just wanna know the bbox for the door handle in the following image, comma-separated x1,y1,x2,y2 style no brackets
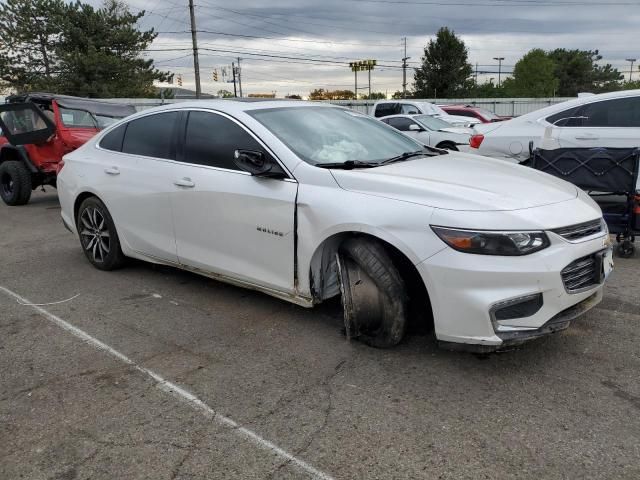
575,135,598,140
174,177,195,188
104,167,120,175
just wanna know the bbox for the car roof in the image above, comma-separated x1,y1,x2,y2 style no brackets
132,99,337,116
514,88,640,122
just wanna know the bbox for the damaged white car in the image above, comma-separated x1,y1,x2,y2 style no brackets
58,101,613,351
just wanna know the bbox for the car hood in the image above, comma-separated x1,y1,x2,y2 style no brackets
330,153,578,211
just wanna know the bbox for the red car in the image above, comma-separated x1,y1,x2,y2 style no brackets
440,105,510,124
0,93,135,205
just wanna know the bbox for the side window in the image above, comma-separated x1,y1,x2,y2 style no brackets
581,97,640,127
374,103,399,118
446,110,466,117
99,124,127,152
400,104,419,114
183,111,266,170
546,106,584,127
121,112,179,159
387,117,414,131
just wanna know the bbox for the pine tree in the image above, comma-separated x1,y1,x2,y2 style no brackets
413,27,473,98
0,0,66,91
55,0,168,97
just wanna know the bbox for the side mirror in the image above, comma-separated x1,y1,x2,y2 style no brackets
408,124,422,131
233,149,287,179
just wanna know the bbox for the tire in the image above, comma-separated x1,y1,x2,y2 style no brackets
337,237,408,348
436,142,458,151
0,160,32,206
76,197,126,270
617,240,635,258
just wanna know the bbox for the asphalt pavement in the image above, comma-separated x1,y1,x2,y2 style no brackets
1,190,639,479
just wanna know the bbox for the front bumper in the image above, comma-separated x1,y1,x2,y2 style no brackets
417,232,611,350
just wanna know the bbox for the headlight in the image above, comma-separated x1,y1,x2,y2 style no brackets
431,226,550,256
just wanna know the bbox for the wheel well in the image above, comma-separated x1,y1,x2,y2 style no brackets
436,141,456,150
73,192,98,226
0,147,22,164
309,232,434,332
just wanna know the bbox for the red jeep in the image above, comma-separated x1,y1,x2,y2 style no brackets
0,93,135,205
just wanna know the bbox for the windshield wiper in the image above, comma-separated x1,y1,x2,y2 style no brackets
379,150,428,165
315,160,378,170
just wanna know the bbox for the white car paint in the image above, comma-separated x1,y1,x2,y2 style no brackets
58,100,610,349
372,100,481,127
472,89,640,164
379,114,472,151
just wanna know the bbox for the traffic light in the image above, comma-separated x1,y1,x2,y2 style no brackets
177,74,183,87
213,69,218,82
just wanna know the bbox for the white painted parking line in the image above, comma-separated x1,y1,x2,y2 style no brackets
0,285,336,480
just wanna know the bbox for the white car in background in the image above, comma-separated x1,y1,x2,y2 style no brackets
58,101,612,352
380,114,472,151
471,89,640,163
373,100,481,127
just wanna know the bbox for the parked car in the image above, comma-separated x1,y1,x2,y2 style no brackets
372,100,481,127
58,101,612,352
379,114,472,151
440,104,510,123
470,89,640,164
0,93,136,206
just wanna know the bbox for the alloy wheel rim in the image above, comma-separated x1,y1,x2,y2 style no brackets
80,207,110,262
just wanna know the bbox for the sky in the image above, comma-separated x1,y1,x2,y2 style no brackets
115,0,640,97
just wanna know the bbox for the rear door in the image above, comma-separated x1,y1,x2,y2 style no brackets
551,97,640,148
0,102,55,145
93,111,181,263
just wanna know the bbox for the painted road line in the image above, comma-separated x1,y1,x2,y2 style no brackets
0,285,336,480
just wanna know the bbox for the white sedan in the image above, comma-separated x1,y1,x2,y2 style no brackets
379,114,472,151
58,101,612,351
471,89,640,164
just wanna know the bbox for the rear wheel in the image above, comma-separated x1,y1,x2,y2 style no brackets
0,161,32,206
76,197,126,270
337,237,408,348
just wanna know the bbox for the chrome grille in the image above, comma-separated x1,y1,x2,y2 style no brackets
552,219,604,241
561,253,599,292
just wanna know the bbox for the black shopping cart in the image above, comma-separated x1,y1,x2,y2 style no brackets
529,146,640,258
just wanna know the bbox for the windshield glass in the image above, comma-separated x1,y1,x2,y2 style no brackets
475,107,500,120
414,115,452,131
59,107,124,129
248,107,423,165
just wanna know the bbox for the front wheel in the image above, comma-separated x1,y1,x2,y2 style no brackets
0,160,32,206
337,237,408,348
76,197,126,270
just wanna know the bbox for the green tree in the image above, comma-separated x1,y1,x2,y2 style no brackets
548,49,623,96
502,49,558,97
0,0,66,91
217,89,234,98
361,92,386,100
54,0,167,97
413,27,473,98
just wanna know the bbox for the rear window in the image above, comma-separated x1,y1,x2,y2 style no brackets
121,112,179,159
99,124,127,152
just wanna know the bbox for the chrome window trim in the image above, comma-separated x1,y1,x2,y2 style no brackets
95,107,298,182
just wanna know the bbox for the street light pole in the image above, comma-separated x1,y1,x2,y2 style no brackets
493,57,505,88
626,58,637,82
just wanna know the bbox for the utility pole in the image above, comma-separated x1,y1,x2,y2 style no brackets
188,0,201,98
493,57,505,88
237,57,243,98
232,61,237,98
402,37,409,99
626,58,637,82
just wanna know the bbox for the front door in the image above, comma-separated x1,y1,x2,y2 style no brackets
171,110,297,293
0,102,55,145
